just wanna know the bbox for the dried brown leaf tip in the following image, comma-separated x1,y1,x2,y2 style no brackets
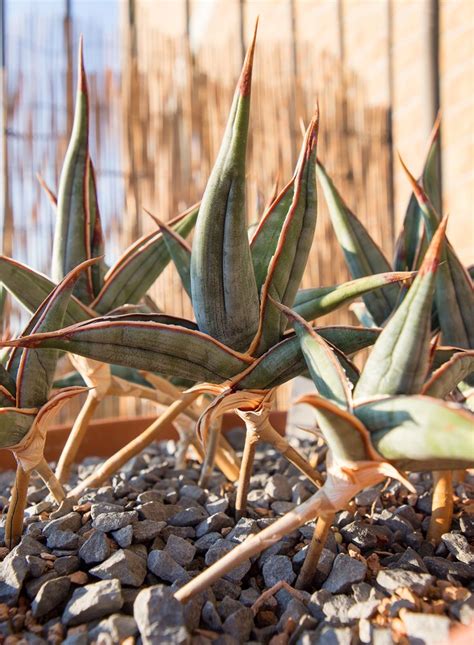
398,153,428,205
239,18,259,97
419,214,448,276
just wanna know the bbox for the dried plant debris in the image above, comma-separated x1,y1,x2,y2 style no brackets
0,438,472,644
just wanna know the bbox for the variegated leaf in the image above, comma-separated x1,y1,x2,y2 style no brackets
355,395,474,470
249,115,319,355
0,407,36,449
277,301,351,410
2,318,252,385
422,350,474,398
190,26,260,351
92,203,198,313
355,217,447,398
294,272,415,323
52,38,95,303
400,157,474,349
394,115,441,272
15,258,100,408
0,256,92,325
317,161,400,325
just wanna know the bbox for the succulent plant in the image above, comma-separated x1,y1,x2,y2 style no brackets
172,214,473,602
0,40,243,485
2,26,415,512
0,260,100,546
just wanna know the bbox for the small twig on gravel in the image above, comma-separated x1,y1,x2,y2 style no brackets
251,581,307,615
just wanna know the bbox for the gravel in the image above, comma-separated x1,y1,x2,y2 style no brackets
0,437,472,643
322,553,367,594
90,548,147,587
62,579,123,626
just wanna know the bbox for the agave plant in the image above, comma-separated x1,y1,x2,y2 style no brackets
0,261,102,546
0,40,244,486
0,26,414,513
171,214,473,602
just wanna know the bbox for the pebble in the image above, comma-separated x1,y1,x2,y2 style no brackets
424,556,474,583
90,549,147,587
43,512,82,536
147,550,187,584
202,599,222,630
46,529,79,550
134,585,189,645
195,511,234,537
222,606,254,641
441,532,474,565
168,506,208,527
322,554,367,594
402,611,451,644
112,524,134,548
62,579,123,626
25,555,49,578
226,518,259,543
89,613,138,642
376,569,435,595
133,520,166,542
264,474,292,501
396,546,429,573
32,576,71,618
78,530,110,564
205,540,251,583
92,510,138,532
54,556,80,576
322,594,355,623
165,534,196,567
262,555,295,588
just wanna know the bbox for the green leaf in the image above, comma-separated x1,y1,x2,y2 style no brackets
249,115,319,355
294,272,415,323
3,317,252,385
355,217,447,398
15,258,100,408
394,115,441,272
0,256,92,325
92,203,198,313
87,160,107,297
236,325,378,390
317,161,400,325
0,362,16,396
190,26,260,351
250,180,294,291
0,407,36,449
399,157,474,349
150,213,192,299
277,301,351,410
52,38,94,304
355,395,474,470
422,350,474,398
296,394,370,462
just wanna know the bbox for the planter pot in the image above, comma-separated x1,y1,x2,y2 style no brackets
0,410,287,471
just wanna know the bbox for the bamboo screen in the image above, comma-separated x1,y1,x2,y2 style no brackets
2,2,396,419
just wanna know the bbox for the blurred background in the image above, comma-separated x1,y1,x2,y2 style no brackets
0,0,472,420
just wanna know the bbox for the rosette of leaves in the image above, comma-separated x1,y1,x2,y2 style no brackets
317,118,473,549
0,40,241,485
0,261,100,546
172,215,473,602
2,26,416,506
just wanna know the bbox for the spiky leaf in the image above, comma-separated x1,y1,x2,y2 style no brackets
0,256,92,325
317,161,400,325
422,350,474,398
294,272,415,323
249,116,319,354
92,204,198,313
355,217,447,399
190,27,260,351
